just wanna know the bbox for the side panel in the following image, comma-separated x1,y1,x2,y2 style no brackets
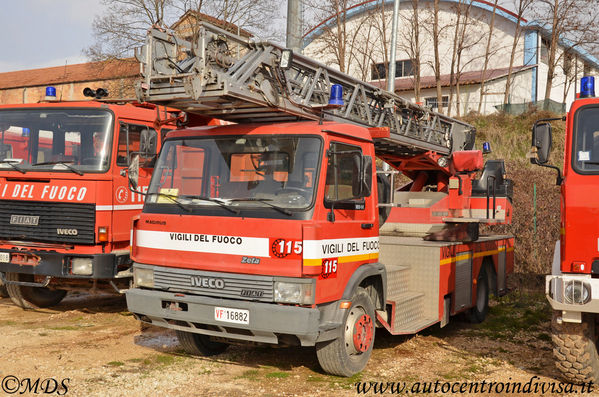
454,252,473,311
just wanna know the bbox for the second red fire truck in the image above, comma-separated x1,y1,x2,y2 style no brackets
0,90,215,308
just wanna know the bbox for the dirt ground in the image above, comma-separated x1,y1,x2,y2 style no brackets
0,289,592,397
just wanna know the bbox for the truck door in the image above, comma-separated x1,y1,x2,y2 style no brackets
111,122,158,246
313,141,377,303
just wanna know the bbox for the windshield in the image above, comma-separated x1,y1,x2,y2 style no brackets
0,108,113,173
147,135,321,211
573,105,599,174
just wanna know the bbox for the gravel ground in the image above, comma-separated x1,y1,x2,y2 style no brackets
0,290,588,397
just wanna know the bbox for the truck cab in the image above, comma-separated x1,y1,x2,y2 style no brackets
0,100,177,308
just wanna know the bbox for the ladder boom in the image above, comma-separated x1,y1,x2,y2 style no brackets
136,22,475,156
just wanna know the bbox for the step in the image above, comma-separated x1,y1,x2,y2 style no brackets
385,264,411,300
388,291,425,330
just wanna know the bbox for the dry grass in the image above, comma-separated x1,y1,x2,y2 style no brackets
465,110,566,277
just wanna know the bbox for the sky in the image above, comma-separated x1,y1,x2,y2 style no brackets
0,0,106,73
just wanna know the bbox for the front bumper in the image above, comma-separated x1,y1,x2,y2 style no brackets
0,248,130,279
126,288,332,346
546,274,599,317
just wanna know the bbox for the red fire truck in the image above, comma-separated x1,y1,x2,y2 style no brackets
125,23,514,376
0,92,201,308
531,76,599,383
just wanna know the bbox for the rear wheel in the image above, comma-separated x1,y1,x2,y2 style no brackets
552,312,599,384
4,273,67,309
176,330,229,356
469,267,489,323
316,287,375,377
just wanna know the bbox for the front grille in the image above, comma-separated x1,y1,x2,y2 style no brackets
0,200,95,244
153,267,274,302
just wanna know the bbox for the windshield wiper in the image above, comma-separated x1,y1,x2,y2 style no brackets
0,160,26,174
31,161,84,176
147,192,192,212
227,197,293,216
180,195,240,214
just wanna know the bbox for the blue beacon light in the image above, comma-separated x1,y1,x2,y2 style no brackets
580,76,595,98
45,86,57,100
329,84,344,106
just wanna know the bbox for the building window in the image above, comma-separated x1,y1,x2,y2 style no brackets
540,38,550,65
425,96,449,110
584,63,592,76
371,60,414,80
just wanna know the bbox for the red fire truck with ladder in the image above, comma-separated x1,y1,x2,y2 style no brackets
0,88,215,309
125,22,515,376
531,76,599,384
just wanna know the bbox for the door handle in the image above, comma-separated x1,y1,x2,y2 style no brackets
361,223,374,229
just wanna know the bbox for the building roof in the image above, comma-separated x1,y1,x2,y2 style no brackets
370,65,534,92
0,60,138,90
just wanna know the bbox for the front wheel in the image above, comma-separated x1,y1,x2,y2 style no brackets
176,330,229,356
316,287,375,377
4,273,67,309
552,312,599,384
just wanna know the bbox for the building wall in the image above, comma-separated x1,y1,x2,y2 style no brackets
0,78,137,105
304,0,599,115
304,1,523,82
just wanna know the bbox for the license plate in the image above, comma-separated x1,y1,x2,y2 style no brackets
0,253,9,263
214,307,249,325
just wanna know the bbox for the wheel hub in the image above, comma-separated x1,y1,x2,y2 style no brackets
352,314,373,353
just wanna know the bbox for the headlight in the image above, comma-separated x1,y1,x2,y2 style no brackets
134,267,154,288
71,257,93,275
564,280,591,304
274,281,314,305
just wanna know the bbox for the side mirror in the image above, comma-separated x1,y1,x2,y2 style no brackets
531,122,552,164
140,128,157,157
128,154,140,190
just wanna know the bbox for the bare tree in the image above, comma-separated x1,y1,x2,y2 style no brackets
302,0,367,74
503,0,535,107
85,0,175,61
477,0,499,114
432,0,444,113
535,0,599,104
86,0,279,61
453,4,486,116
397,0,423,102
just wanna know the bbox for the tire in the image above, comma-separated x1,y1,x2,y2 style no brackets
4,273,67,309
552,311,599,384
316,287,375,377
176,330,229,356
469,267,489,323
0,280,8,298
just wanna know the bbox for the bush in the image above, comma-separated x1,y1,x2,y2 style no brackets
471,111,565,277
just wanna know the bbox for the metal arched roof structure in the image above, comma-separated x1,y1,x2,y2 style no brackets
303,0,525,47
